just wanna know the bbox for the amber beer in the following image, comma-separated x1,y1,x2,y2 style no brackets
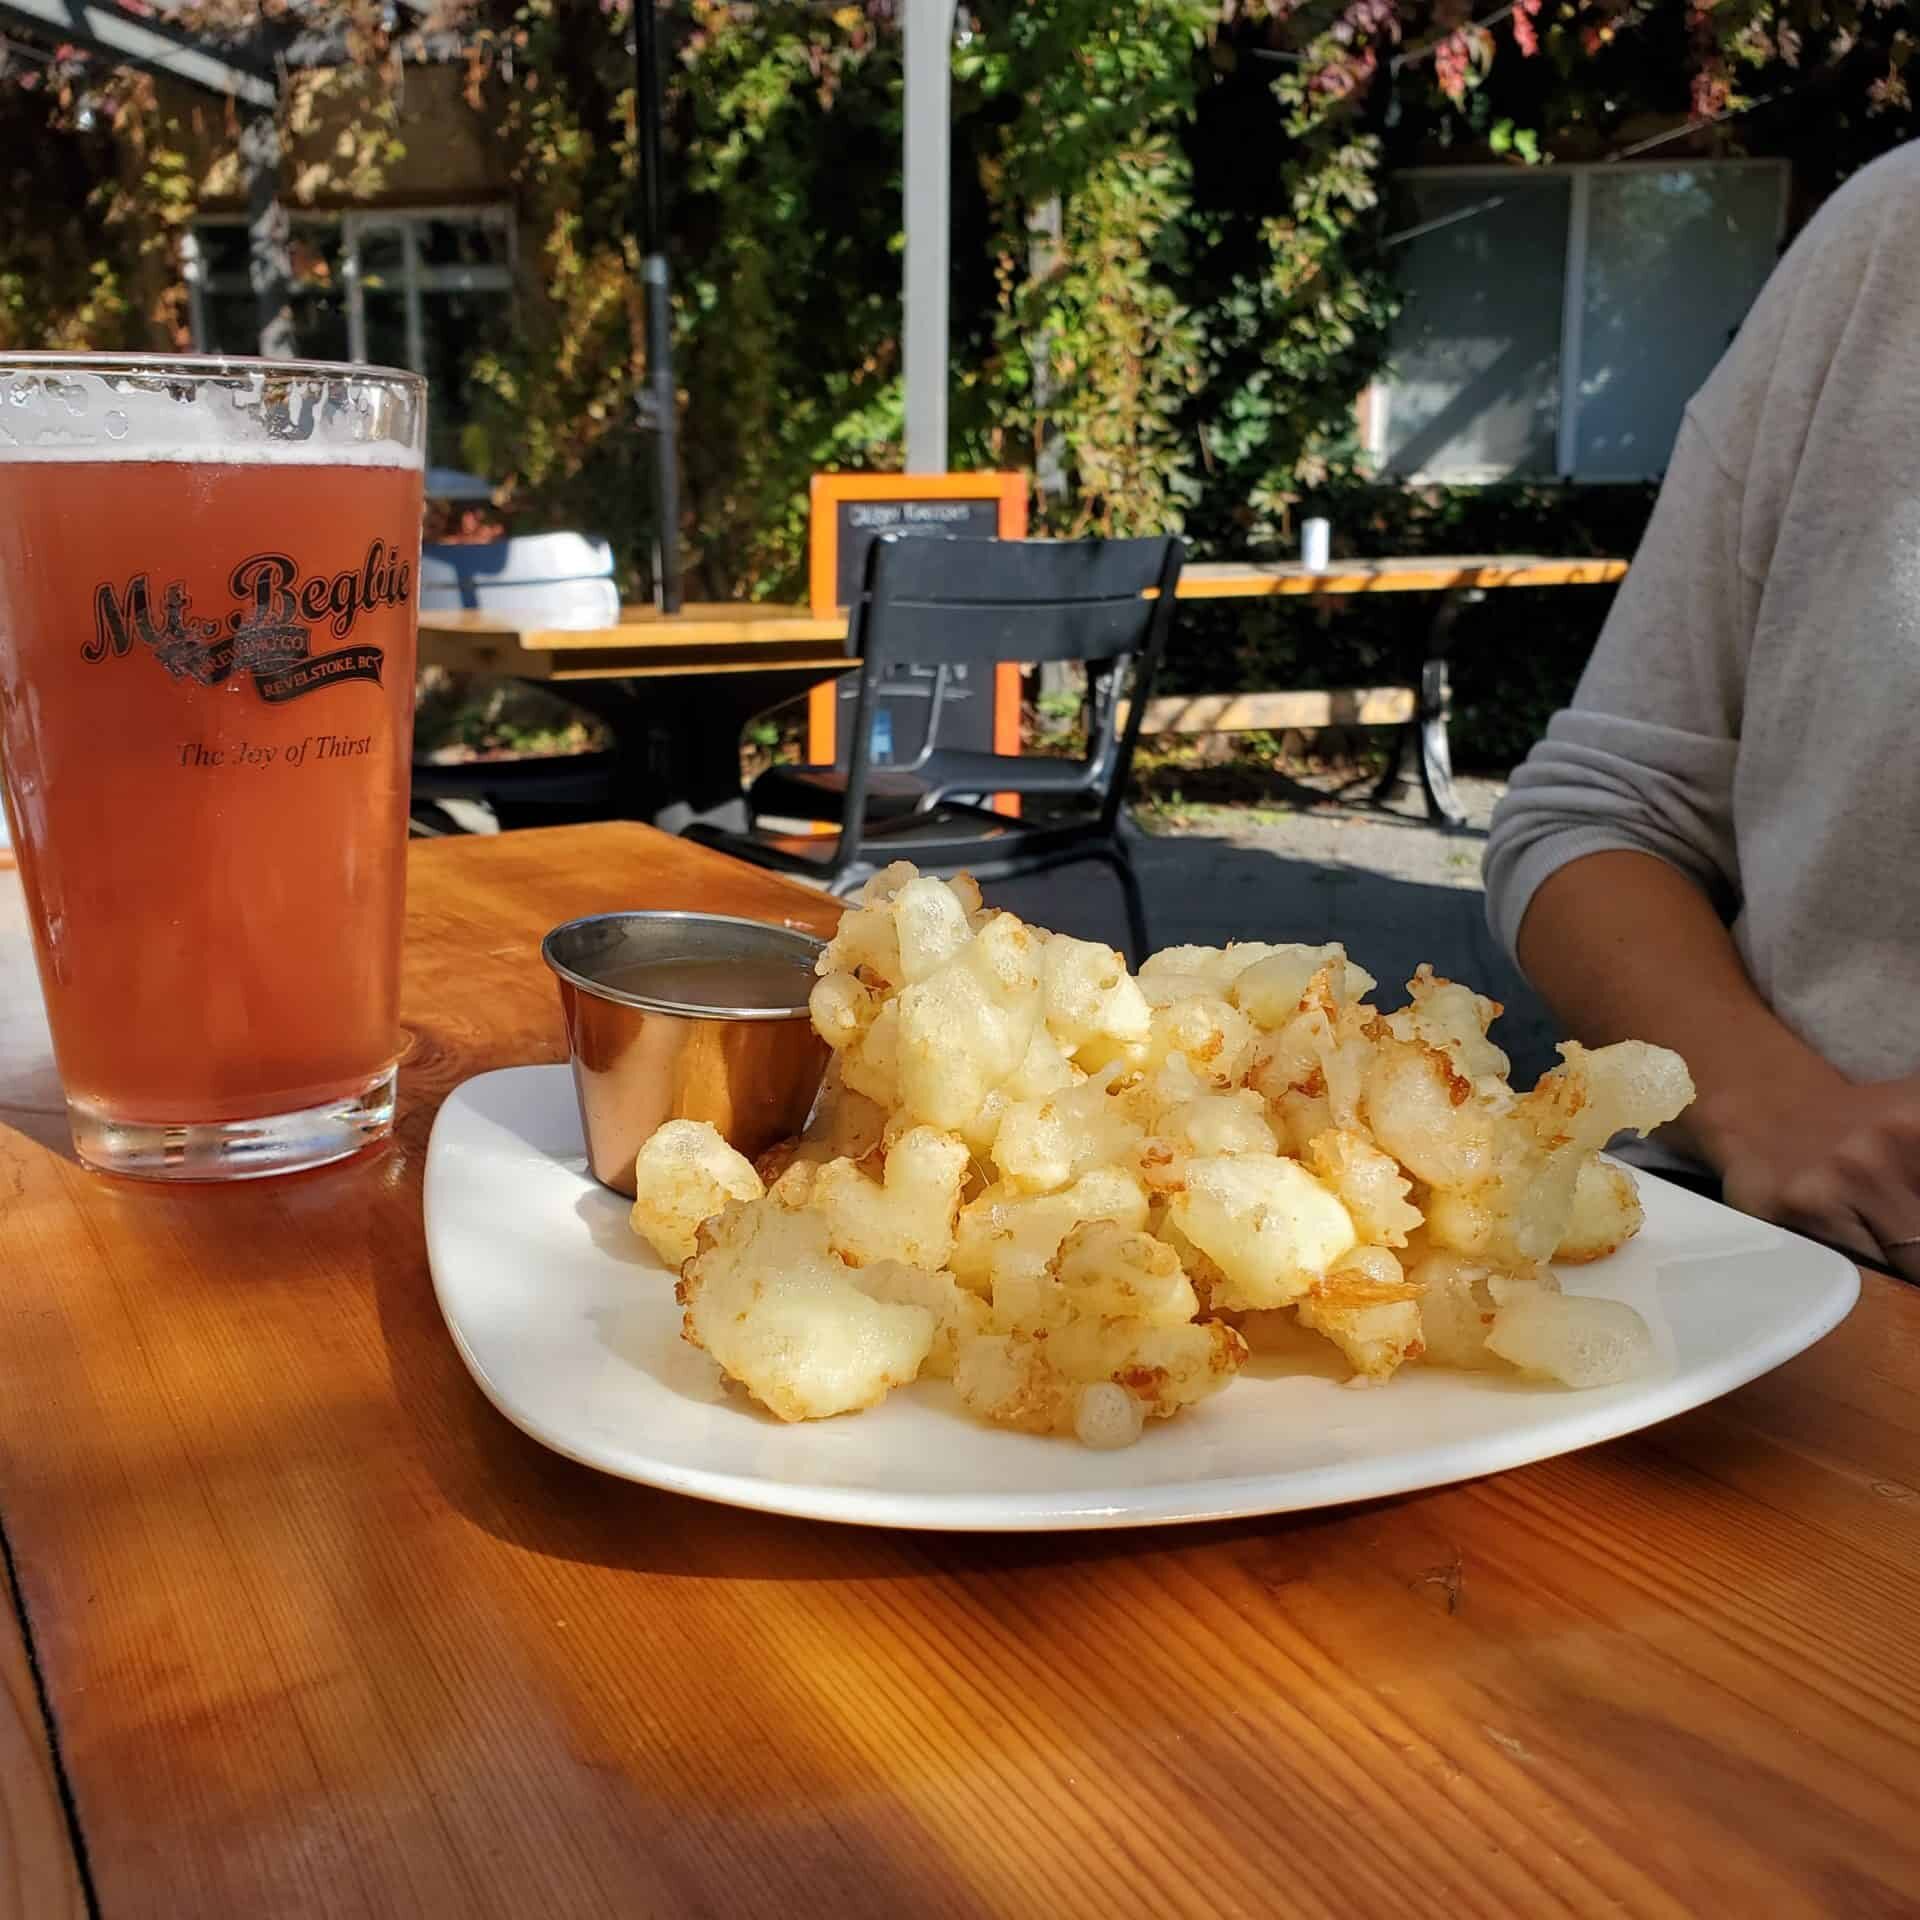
0,356,426,1178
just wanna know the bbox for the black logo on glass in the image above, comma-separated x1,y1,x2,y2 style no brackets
85,544,411,703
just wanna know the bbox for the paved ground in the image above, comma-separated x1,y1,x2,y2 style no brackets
988,773,1566,1090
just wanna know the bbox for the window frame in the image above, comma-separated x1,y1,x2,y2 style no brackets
1368,156,1790,485
184,204,516,371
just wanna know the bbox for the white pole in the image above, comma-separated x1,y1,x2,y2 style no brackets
1554,171,1591,482
903,0,955,472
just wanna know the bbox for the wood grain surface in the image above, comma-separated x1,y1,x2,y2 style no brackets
1,824,1915,1920
1132,687,1418,734
1175,556,1630,596
419,602,849,645
417,621,852,684
0,854,79,1920
0,1583,84,1919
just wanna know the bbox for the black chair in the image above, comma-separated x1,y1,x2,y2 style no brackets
684,532,1184,961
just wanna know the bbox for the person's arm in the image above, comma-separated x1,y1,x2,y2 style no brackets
1519,849,1920,1277
1487,171,1920,1272
1516,849,1841,1157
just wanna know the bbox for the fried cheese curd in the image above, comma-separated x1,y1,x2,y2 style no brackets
631,866,1692,1444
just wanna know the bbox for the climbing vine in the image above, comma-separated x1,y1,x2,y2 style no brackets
0,0,1912,608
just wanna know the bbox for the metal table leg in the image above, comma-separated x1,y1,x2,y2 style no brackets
556,679,677,823
563,667,852,835
1371,586,1475,828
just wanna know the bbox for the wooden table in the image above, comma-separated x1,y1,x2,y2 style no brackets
5,824,1912,1919
419,558,1627,829
1177,556,1627,598
418,602,854,684
417,559,1627,681
417,607,860,834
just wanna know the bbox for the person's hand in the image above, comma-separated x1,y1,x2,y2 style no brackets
1697,1069,1920,1281
1513,853,1920,1279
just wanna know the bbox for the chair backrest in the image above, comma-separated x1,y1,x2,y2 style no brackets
854,533,1176,670
836,532,1184,848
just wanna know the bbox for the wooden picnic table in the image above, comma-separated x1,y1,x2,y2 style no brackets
419,602,853,682
1177,555,1627,597
419,557,1628,828
416,604,858,834
1,822,1916,1918
417,558,1629,676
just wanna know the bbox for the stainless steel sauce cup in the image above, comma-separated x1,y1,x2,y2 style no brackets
541,911,829,1196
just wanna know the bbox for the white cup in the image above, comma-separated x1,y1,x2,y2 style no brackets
1301,517,1332,571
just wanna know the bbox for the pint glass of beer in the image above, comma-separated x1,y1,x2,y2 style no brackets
0,354,426,1179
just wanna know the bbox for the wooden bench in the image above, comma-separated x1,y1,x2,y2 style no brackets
1151,560,1627,824
1149,664,1457,817
1133,687,1416,735
1120,686,1427,815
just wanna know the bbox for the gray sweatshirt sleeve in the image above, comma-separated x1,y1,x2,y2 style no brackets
1483,146,1920,969
1482,364,1781,967
1482,409,1759,961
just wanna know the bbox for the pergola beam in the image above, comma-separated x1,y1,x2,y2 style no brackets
0,0,274,107
0,1,291,356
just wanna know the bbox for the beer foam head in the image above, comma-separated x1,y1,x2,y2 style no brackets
0,358,424,469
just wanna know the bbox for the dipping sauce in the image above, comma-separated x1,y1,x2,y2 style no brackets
597,955,815,1014
541,910,830,1195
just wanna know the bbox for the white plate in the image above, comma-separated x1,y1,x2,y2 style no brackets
424,1066,1859,1532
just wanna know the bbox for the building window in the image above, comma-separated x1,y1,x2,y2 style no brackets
1370,160,1788,484
186,208,514,470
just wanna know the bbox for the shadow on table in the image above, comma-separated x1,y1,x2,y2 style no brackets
370,1129,1414,1581
382,1234,1409,1583
374,1265,1415,1579
373,829,1554,1577
0,1101,74,1163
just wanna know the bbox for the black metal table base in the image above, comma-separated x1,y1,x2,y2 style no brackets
409,665,844,839
1369,586,1477,828
553,666,843,835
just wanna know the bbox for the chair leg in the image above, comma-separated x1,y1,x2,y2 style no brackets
1414,653,1466,828
1370,723,1411,809
1094,840,1151,968
1372,588,1472,826
408,799,466,838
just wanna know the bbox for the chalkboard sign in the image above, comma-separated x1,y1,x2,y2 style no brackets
831,495,1002,608
804,471,1029,803
808,472,1027,617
